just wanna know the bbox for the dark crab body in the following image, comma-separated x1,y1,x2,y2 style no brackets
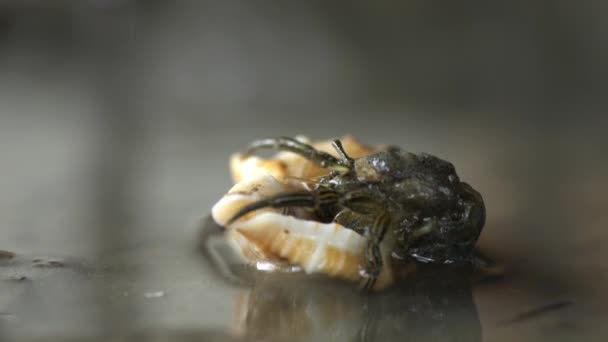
227,137,485,290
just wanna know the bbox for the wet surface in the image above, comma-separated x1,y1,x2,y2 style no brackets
2,209,607,341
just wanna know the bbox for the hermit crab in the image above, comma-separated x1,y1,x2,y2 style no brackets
212,136,485,291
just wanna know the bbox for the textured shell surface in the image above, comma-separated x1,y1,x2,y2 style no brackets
212,136,394,289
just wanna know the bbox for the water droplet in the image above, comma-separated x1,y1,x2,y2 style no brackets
256,261,279,272
410,253,435,263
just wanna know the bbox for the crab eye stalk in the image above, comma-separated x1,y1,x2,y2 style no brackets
331,139,354,171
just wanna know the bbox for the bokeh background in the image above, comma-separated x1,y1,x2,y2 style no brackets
1,1,607,341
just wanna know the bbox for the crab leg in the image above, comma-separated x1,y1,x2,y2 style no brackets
359,210,391,291
244,137,351,172
227,188,339,225
332,194,391,291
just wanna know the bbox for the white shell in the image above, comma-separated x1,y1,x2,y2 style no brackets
212,172,297,227
211,136,394,290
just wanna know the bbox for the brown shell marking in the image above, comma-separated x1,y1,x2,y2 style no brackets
229,212,394,290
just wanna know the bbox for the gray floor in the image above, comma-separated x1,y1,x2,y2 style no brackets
1,2,607,341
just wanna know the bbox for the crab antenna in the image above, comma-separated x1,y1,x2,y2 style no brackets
331,139,354,167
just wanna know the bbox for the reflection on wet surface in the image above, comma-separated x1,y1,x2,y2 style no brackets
201,216,482,342
231,269,481,342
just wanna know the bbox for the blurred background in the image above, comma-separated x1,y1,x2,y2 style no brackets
1,1,607,341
